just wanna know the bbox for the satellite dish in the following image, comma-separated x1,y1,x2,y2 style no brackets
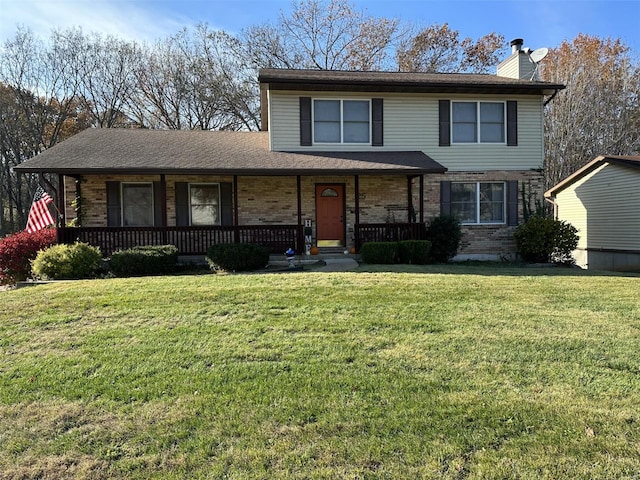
530,47,549,63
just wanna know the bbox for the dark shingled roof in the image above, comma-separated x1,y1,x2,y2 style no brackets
545,155,640,197
15,129,447,176
259,68,565,95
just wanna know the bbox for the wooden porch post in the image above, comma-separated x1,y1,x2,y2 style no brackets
296,175,303,252
160,174,167,244
159,174,167,226
58,173,66,227
419,174,424,224
407,176,413,222
233,175,239,243
354,175,360,249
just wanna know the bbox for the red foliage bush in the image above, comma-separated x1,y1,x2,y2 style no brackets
0,228,57,285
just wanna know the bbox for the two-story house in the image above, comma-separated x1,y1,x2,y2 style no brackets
16,39,564,259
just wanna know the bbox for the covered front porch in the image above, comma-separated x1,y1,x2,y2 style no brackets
56,172,433,256
14,129,447,256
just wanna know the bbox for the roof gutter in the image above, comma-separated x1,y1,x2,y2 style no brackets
543,87,562,107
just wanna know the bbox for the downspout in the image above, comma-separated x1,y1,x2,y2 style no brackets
545,195,558,219
543,88,561,107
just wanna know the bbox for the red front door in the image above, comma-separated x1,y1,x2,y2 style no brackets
316,184,344,247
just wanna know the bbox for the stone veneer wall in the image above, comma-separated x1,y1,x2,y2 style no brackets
64,169,544,257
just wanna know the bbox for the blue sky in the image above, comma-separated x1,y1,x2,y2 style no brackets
1,0,639,55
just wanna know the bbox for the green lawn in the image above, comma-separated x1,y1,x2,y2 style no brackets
1,265,639,479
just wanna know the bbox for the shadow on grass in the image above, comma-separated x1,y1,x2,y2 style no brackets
354,261,640,278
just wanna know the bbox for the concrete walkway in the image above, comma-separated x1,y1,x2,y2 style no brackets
313,257,359,272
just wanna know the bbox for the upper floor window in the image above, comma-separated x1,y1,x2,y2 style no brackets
190,184,220,225
313,99,370,144
451,182,505,224
452,101,505,144
122,182,153,226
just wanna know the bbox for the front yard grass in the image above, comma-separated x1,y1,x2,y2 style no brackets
1,266,639,479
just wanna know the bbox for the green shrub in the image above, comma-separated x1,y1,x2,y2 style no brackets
0,228,57,285
398,240,432,265
31,242,102,280
360,242,398,264
206,243,269,272
426,215,462,263
514,216,579,264
109,245,179,277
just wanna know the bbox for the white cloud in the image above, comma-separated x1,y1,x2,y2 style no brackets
0,0,191,43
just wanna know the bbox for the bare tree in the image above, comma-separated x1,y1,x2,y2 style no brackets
396,23,505,73
131,25,258,130
242,0,403,71
0,28,94,232
540,34,640,188
73,30,141,128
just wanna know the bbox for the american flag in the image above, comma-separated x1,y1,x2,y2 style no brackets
26,187,55,233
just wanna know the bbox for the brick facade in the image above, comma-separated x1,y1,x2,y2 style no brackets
64,169,544,257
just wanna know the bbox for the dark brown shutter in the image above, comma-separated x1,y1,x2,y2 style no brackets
220,182,233,226
153,181,163,227
372,98,383,146
106,181,121,227
300,97,312,146
507,180,518,226
440,181,452,216
439,100,451,147
175,182,189,226
507,101,517,146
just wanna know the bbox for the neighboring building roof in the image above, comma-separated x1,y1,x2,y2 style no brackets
14,129,447,176
259,68,565,95
545,155,640,197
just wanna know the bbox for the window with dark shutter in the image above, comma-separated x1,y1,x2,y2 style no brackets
439,100,451,147
106,181,121,227
372,98,383,146
507,180,518,225
440,181,452,215
300,97,312,146
507,101,518,146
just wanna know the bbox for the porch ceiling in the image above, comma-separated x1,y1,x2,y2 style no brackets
15,129,447,176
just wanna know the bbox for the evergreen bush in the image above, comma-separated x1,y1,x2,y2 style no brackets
514,216,579,264
397,240,432,265
32,242,102,280
360,242,399,264
109,245,179,276
426,215,462,263
206,243,269,272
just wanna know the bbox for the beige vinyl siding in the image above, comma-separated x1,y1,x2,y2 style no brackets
556,163,640,251
268,91,544,171
496,53,536,80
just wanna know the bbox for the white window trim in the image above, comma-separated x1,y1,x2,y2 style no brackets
121,182,154,227
312,98,371,145
453,181,506,225
451,101,506,145
188,182,221,226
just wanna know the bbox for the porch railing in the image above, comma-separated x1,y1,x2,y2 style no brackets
58,225,304,256
59,223,426,257
355,223,427,249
